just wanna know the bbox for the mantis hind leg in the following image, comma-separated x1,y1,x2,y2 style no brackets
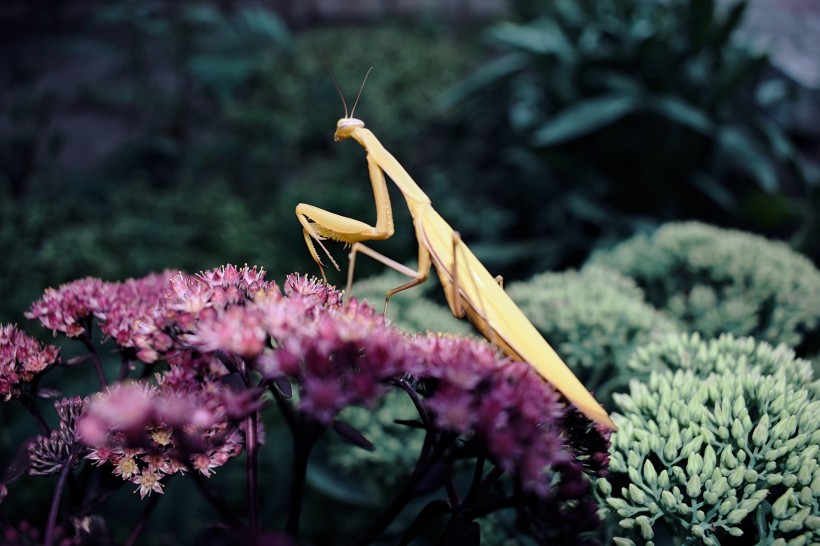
444,232,503,347
347,241,431,314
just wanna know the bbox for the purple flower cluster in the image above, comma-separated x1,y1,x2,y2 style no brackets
78,379,248,498
133,264,271,362
414,337,565,488
0,324,60,400
16,263,609,543
25,272,174,345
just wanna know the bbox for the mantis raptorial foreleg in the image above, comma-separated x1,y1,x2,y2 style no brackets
296,153,394,279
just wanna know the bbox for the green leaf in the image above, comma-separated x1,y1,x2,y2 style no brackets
306,463,378,507
437,53,529,112
650,96,714,135
692,173,739,213
489,20,573,59
717,126,779,193
532,94,640,146
714,0,749,47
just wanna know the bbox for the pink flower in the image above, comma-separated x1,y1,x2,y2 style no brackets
25,278,108,337
96,271,174,347
0,324,60,400
131,468,165,498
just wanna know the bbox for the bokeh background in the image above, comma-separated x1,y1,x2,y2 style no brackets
1,2,819,543
1,0,818,327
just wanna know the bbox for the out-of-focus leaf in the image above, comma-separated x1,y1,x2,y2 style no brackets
692,172,738,212
237,7,289,43
306,463,378,507
489,20,573,59
714,0,749,47
332,420,375,451
718,126,779,193
532,94,640,146
437,53,529,112
756,79,789,109
649,96,714,135
757,116,794,162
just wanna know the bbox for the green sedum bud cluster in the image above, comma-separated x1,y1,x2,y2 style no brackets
599,334,819,545
507,266,679,402
588,222,820,350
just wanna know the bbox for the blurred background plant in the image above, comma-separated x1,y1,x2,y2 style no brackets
2,0,819,543
439,0,819,273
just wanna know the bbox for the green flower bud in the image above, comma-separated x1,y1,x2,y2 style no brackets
629,483,646,504
702,445,716,478
687,452,703,477
680,435,703,458
718,498,736,515
636,515,654,539
727,526,743,537
661,490,677,509
687,475,702,498
607,497,630,512
726,508,748,524
720,446,738,469
619,518,635,529
664,430,682,461
771,489,793,519
752,414,770,446
703,491,718,505
598,479,612,496
728,466,745,488
643,459,658,486
797,464,812,485
658,469,670,488
712,476,729,497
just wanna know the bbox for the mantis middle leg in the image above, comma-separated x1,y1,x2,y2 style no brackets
346,241,432,313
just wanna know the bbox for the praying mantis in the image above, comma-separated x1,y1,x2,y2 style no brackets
295,71,616,430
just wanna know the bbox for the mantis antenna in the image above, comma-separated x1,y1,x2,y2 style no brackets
349,67,373,119
322,57,373,119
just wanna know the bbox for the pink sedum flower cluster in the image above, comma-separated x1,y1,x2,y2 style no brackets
23,264,607,510
78,379,247,498
0,324,60,400
417,336,571,495
25,272,174,345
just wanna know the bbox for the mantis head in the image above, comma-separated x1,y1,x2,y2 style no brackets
334,117,365,141
329,66,372,141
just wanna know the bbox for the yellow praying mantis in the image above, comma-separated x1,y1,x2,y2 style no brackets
295,70,615,430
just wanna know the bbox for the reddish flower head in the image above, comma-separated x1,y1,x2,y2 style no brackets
0,324,60,400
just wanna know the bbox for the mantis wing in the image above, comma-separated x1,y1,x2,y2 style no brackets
416,206,616,430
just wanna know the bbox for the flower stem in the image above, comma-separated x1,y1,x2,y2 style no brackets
44,450,76,546
246,411,259,532
81,336,107,389
285,420,322,536
20,392,50,436
123,488,161,546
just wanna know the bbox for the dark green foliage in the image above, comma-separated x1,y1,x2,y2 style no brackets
0,6,478,323
439,0,819,272
587,222,820,353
